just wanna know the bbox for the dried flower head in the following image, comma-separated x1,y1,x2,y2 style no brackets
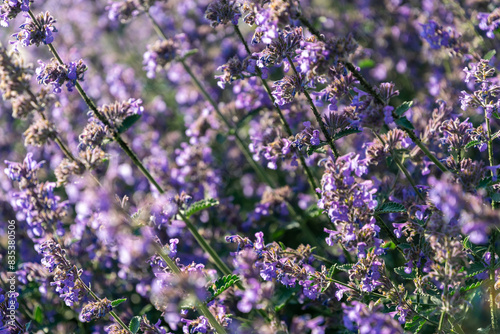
205,0,241,28
80,298,113,322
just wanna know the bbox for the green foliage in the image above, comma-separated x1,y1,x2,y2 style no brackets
394,101,413,116
465,140,481,149
484,49,497,60
185,198,219,218
207,274,241,301
336,263,354,272
358,59,375,69
375,201,406,214
117,114,141,134
395,116,415,130
333,128,362,140
111,298,127,307
129,316,141,333
394,266,416,280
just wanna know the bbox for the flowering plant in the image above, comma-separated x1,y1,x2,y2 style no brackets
1,0,500,333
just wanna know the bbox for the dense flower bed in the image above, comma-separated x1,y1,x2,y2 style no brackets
0,0,500,333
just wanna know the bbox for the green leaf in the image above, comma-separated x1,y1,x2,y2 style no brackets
404,316,422,330
490,191,500,202
306,142,328,156
327,264,337,278
395,116,415,130
185,198,219,218
207,274,241,301
333,128,362,141
394,266,416,280
117,114,141,134
382,241,396,249
395,101,413,117
460,280,482,292
358,59,375,69
278,241,286,250
463,236,472,250
484,49,497,60
336,263,354,272
477,176,493,189
305,205,323,218
34,305,43,324
375,201,406,214
111,298,127,307
465,140,481,149
466,262,488,278
129,316,141,333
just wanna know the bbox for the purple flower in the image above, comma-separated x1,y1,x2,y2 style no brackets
272,74,305,106
80,298,113,322
36,58,87,93
343,301,403,334
0,0,30,27
477,9,500,39
205,0,240,27
11,11,57,50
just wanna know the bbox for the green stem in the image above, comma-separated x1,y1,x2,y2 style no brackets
485,115,497,209
438,308,446,332
374,216,405,256
489,230,498,333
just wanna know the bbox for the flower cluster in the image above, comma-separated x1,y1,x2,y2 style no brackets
420,20,467,55
319,153,379,256
0,0,30,27
143,34,186,79
4,153,68,239
107,0,157,23
80,298,113,322
11,11,57,49
204,0,240,28
36,58,87,93
460,59,500,119
38,239,87,306
478,8,500,39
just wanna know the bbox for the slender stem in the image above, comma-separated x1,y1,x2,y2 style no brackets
153,244,228,334
402,128,449,173
77,276,132,333
374,216,405,256
146,11,168,41
438,307,446,331
489,230,498,333
485,115,497,209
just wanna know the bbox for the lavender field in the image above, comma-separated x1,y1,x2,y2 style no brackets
1,0,500,333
